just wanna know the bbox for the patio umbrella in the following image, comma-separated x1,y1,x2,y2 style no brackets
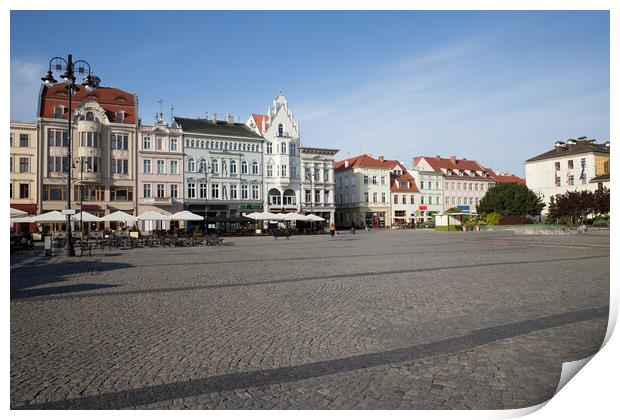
30,210,69,223
100,211,137,223
306,214,326,222
247,211,279,221
11,216,33,223
71,212,102,222
137,210,172,221
171,210,204,221
284,212,309,222
10,208,28,218
268,212,287,221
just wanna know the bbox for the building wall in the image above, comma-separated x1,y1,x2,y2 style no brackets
409,169,442,219
38,100,138,217
10,121,38,214
137,120,184,230
335,166,391,227
525,153,606,210
183,132,263,217
442,178,494,211
300,148,337,223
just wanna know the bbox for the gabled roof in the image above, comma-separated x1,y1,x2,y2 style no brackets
250,114,268,134
526,139,610,163
485,168,525,184
174,117,264,139
414,156,488,177
334,154,391,171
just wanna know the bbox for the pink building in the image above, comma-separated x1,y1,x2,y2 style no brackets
137,117,184,231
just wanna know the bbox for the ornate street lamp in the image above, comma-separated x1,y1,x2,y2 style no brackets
199,165,210,232
41,54,97,256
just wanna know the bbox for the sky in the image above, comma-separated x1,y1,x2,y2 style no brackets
10,10,610,176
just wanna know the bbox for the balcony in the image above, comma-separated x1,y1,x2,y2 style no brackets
140,197,173,206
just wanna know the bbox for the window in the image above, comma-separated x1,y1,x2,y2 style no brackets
474,184,478,191
372,176,377,185
402,195,407,204
411,195,415,204
305,189,311,203
364,192,369,202
252,185,259,200
43,185,66,201
363,175,369,185
19,183,29,199
143,136,151,149
170,138,178,151
281,142,287,154
555,162,560,171
421,180,425,189
241,161,248,174
143,183,151,198
157,160,165,174
54,106,63,119
381,176,386,185
187,158,195,172
568,160,574,170
266,164,273,177
19,134,29,147
230,160,237,174
278,124,284,136
170,160,178,174
421,196,425,204
568,175,575,186
110,187,132,201
111,133,128,150
200,159,207,173
170,184,178,198
394,195,399,204
468,183,472,190
436,182,440,189
252,161,259,175
290,143,296,156
187,183,196,199
230,184,237,199
325,191,330,204
324,170,329,182
115,111,124,123
267,142,272,154
446,197,450,204
211,159,219,174
199,183,207,199
211,183,220,199
19,157,29,173
85,112,94,121
372,192,377,202
81,132,100,147
111,159,128,174
281,164,287,177
48,129,68,147
241,185,249,199
555,176,561,187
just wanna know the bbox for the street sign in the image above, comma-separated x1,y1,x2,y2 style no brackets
62,209,76,215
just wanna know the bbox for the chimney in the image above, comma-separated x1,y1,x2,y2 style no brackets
554,141,565,151
462,157,467,161
212,113,217,123
435,155,440,158
567,139,577,146
378,155,384,162
344,160,350,168
227,114,234,124
578,136,587,140
604,141,610,148
450,155,457,165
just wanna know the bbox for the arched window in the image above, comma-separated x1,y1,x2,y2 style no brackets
85,111,94,121
278,124,284,137
211,159,219,174
241,161,248,174
187,158,195,172
230,160,237,174
199,158,207,173
281,142,287,154
54,106,63,119
252,161,259,175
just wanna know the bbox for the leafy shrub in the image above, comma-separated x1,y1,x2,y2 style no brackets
435,225,458,231
477,182,545,216
499,215,535,225
483,212,501,226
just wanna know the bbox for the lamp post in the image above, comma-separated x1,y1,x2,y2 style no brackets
41,54,96,256
199,164,209,232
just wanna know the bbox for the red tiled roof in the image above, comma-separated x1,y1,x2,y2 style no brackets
39,83,137,124
334,154,392,171
251,113,268,134
415,156,492,179
485,168,525,184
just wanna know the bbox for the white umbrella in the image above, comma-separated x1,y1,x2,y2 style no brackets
10,208,28,218
11,216,33,223
306,214,326,222
30,211,69,223
244,212,261,220
284,212,309,221
137,210,172,221
268,212,287,221
171,210,204,221
71,212,101,222
246,211,279,221
100,211,137,223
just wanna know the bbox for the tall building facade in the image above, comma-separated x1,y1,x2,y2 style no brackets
137,117,184,230
334,154,392,228
525,137,610,211
382,159,420,226
10,121,39,221
175,116,264,220
37,83,138,218
413,156,495,213
408,164,443,222
299,147,339,223
247,93,301,213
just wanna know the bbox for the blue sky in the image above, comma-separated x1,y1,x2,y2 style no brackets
10,10,609,175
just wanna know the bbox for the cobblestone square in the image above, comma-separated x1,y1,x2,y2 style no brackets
10,230,609,409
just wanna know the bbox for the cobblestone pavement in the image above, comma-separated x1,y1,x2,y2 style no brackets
10,230,609,409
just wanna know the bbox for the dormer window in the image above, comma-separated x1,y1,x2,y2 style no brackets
54,106,63,119
116,111,125,123
85,111,94,121
446,169,453,175
459,170,464,176
278,124,284,137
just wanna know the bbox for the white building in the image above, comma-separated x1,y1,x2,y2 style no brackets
334,154,392,228
300,146,339,224
409,164,443,223
525,137,610,211
247,93,301,214
382,159,420,227
413,156,495,214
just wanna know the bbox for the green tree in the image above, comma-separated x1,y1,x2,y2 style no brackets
477,182,545,216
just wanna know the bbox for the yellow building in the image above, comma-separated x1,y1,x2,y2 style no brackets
10,121,38,217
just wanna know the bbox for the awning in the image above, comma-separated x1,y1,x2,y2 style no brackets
137,211,172,221
171,210,204,221
100,211,137,223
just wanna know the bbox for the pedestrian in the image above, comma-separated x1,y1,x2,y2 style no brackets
329,223,336,238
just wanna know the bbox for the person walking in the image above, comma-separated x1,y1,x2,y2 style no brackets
329,223,336,238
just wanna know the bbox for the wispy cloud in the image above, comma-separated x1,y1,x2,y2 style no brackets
10,57,45,121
